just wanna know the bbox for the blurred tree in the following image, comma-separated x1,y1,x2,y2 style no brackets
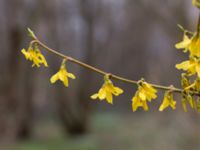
0,0,34,140
57,0,102,135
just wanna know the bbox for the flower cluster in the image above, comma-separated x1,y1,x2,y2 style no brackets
21,45,48,67
175,17,200,112
131,80,177,112
22,44,76,88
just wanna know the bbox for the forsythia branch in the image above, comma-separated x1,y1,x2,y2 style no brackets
30,36,185,94
22,3,200,112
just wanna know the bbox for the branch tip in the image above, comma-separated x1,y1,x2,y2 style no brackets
27,28,37,39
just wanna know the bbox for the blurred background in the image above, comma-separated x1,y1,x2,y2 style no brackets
1,0,200,150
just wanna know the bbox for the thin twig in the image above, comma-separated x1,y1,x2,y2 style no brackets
30,36,200,96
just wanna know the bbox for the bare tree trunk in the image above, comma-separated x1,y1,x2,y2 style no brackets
0,0,34,141
57,0,101,136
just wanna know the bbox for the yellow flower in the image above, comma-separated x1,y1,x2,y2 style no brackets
175,29,200,57
176,57,200,77
159,92,176,111
185,78,200,91
182,95,187,112
90,75,123,104
182,94,194,112
196,98,200,112
132,91,149,112
181,73,190,89
131,80,157,112
175,33,191,52
193,0,200,9
194,78,200,91
50,60,76,87
189,34,200,57
21,46,48,67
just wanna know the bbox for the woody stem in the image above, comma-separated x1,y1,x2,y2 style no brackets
30,36,200,96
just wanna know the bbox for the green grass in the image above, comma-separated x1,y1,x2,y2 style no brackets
1,112,200,150
17,137,98,150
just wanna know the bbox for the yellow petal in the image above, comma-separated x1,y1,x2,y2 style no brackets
138,90,146,101
182,97,187,112
98,88,106,100
143,82,157,93
21,49,29,59
187,95,194,108
196,99,200,112
189,36,200,57
193,0,200,9
137,82,157,102
142,101,149,111
115,87,123,94
145,91,157,101
159,96,169,111
92,77,122,103
32,59,41,67
132,96,142,112
104,82,114,93
170,101,176,110
175,34,191,50
159,102,167,111
67,73,76,79
90,93,98,99
38,53,48,67
176,60,191,70
196,63,200,78
181,74,190,89
58,70,66,82
32,60,40,67
106,92,113,104
63,78,69,87
113,87,123,96
159,92,176,111
50,74,59,83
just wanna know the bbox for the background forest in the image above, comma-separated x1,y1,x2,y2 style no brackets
0,0,200,150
